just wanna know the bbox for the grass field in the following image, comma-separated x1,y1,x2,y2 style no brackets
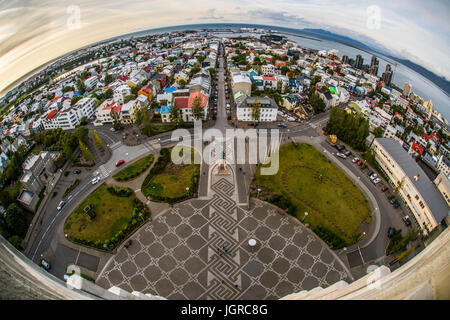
113,154,154,182
254,143,371,244
144,164,198,198
64,184,137,242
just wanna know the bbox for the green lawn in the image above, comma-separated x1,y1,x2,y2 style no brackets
113,154,154,182
141,147,200,202
348,102,361,114
143,165,198,198
254,143,371,245
64,184,138,243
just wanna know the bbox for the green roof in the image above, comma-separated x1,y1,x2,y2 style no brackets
234,91,244,100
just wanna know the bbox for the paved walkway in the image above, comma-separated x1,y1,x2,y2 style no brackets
96,165,351,300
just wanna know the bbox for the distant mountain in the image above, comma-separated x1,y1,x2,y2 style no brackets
291,28,450,96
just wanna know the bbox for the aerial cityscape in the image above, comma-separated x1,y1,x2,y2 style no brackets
0,0,448,307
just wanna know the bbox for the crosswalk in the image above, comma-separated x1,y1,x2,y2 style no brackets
109,141,122,150
98,164,109,179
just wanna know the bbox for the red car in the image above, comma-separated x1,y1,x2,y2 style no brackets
381,186,389,192
357,160,363,166
115,160,125,167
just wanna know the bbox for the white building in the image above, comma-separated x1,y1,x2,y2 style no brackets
237,96,278,122
41,98,95,130
113,85,131,104
261,64,276,76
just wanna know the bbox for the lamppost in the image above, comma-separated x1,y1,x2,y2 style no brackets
138,212,144,223
302,212,308,222
186,187,190,197
257,188,261,198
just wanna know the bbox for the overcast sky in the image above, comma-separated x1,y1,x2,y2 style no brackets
0,0,449,96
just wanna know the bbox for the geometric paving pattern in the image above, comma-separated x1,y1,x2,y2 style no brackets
96,176,351,300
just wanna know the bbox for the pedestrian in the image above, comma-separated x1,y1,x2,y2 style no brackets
225,247,229,253
234,284,239,289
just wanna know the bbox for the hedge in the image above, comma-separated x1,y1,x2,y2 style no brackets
312,225,347,249
63,179,81,198
268,194,297,216
106,185,133,197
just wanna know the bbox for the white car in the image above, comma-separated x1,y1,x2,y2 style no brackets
352,157,360,163
57,201,65,211
93,171,100,177
336,152,347,159
370,173,378,180
373,178,381,184
91,176,101,185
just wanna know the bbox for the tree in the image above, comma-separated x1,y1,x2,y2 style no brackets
374,126,384,138
5,203,26,236
78,139,93,161
76,80,85,94
178,79,187,89
251,98,261,124
71,96,83,106
191,96,204,121
141,109,153,136
309,92,326,114
123,94,136,103
92,130,104,152
104,88,113,99
169,103,183,127
104,74,112,85
75,126,89,144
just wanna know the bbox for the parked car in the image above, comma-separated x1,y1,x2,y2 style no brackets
278,123,287,128
352,157,360,163
372,178,381,184
93,171,100,177
57,201,65,211
357,160,364,166
370,173,378,180
336,145,345,152
381,185,389,192
91,176,101,185
336,152,347,159
344,150,352,157
73,169,81,174
115,160,125,167
41,260,51,270
393,201,400,209
367,170,374,177
110,127,116,132
387,227,395,238
403,216,412,226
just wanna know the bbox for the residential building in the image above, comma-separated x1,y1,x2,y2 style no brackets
372,138,449,234
403,82,412,97
237,96,278,122
434,173,450,206
113,85,131,104
261,64,276,76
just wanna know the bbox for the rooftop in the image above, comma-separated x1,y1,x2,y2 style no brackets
375,138,449,222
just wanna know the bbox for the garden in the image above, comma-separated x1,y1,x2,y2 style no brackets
113,154,155,182
141,147,200,203
253,142,372,248
63,184,150,251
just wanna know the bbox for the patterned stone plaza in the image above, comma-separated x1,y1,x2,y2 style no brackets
96,169,351,300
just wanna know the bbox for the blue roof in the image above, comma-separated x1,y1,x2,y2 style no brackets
160,105,172,114
164,87,176,93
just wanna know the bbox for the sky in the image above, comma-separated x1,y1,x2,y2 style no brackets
0,0,449,97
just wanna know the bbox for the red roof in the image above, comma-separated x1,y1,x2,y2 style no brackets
411,142,424,155
422,133,430,141
102,101,116,111
119,75,129,82
112,105,122,114
139,86,152,94
188,92,208,109
174,97,189,109
46,110,57,120
263,76,276,81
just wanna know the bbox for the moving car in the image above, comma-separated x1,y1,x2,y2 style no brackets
115,160,125,167
73,169,81,174
57,200,65,211
41,260,51,270
352,157,360,163
91,176,101,185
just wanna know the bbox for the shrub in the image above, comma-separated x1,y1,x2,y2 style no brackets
313,225,347,249
63,179,81,198
93,129,104,152
106,185,133,197
268,194,297,216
